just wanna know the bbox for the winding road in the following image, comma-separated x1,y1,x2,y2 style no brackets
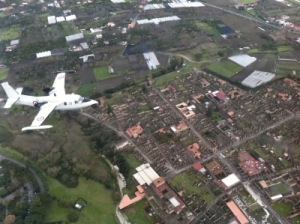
0,154,45,193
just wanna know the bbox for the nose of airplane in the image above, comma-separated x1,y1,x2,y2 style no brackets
91,100,99,109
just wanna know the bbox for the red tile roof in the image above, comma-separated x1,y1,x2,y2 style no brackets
192,162,204,171
226,201,249,224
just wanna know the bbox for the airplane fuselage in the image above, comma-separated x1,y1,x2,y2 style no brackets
15,94,98,110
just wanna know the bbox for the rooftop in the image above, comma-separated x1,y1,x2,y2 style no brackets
229,54,257,67
187,143,201,159
226,201,249,224
126,123,143,138
221,174,240,188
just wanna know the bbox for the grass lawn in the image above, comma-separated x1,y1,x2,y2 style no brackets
206,61,243,78
93,66,113,80
237,0,257,3
44,177,118,224
170,171,215,203
0,12,6,17
211,112,223,121
122,199,153,224
0,68,8,80
272,202,291,217
136,104,151,113
153,65,193,89
291,216,300,224
267,182,288,196
0,25,19,41
75,83,96,96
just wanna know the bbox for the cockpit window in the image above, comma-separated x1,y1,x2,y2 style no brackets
82,98,91,103
79,96,84,102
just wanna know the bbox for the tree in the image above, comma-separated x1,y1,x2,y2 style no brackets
194,53,203,61
3,215,16,224
30,195,42,207
170,58,179,70
67,211,79,222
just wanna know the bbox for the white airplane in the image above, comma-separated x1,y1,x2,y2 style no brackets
1,72,99,131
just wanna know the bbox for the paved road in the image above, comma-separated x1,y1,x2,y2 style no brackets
203,2,281,30
0,154,45,193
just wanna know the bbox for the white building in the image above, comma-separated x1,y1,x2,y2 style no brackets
228,54,257,67
133,163,160,186
221,174,240,189
47,15,56,24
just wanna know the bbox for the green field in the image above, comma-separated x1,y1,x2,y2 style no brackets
267,182,289,196
61,22,73,35
0,25,19,40
122,199,153,224
93,66,113,80
237,0,257,3
44,177,117,224
153,65,193,89
0,68,8,80
196,22,220,35
136,104,151,113
75,83,96,96
206,61,243,78
170,171,215,203
272,202,291,217
0,12,5,18
291,216,300,224
248,45,292,54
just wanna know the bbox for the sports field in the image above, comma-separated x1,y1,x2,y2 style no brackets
206,61,243,78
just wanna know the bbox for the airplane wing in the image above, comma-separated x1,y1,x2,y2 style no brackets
49,72,66,96
22,102,60,131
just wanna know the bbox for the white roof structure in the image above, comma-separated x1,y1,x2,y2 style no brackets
221,174,240,188
56,16,65,22
110,0,125,3
65,33,84,42
36,51,51,58
169,197,180,207
63,9,71,15
137,16,180,25
143,1,204,10
10,39,19,45
90,28,102,33
80,42,89,49
143,52,160,70
47,15,56,24
65,14,76,21
133,163,160,185
79,54,95,62
133,173,146,185
228,54,257,67
241,70,275,88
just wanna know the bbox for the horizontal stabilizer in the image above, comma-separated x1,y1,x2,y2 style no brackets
16,88,23,95
22,125,53,131
4,97,19,108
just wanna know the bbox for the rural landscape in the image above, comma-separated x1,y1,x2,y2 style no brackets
1,0,300,223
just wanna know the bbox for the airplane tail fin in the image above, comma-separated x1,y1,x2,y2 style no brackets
1,82,20,108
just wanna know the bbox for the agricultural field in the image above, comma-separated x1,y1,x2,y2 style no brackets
0,68,8,80
75,82,97,96
44,177,117,224
0,25,19,41
93,66,113,80
206,60,243,78
196,22,220,35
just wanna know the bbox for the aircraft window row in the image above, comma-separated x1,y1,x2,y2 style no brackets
64,101,80,105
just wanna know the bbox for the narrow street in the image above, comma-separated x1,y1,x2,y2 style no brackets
153,87,213,150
